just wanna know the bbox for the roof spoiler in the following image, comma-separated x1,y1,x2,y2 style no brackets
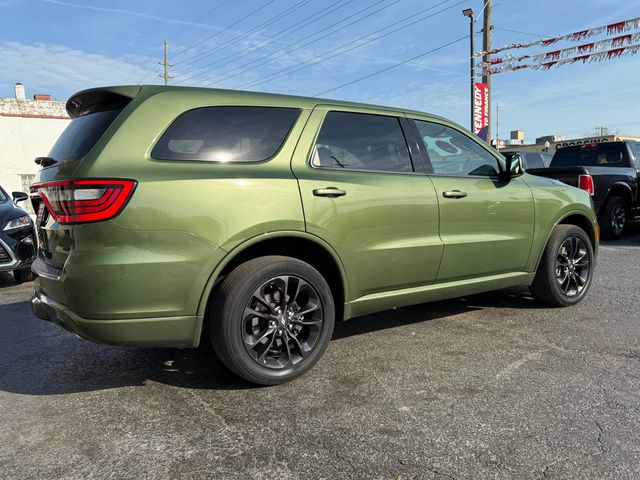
66,85,142,118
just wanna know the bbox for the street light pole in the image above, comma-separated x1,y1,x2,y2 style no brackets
463,8,475,133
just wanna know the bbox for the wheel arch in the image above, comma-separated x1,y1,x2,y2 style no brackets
604,182,633,210
533,210,597,273
197,231,349,327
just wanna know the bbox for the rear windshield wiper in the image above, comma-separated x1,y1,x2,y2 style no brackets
35,157,57,167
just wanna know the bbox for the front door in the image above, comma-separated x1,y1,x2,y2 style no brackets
292,107,443,301
411,119,535,282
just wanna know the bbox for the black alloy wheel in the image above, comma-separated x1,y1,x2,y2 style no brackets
610,202,626,237
242,275,324,369
555,236,590,298
211,256,335,385
530,224,594,307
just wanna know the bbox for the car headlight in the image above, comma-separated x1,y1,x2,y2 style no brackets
3,215,31,231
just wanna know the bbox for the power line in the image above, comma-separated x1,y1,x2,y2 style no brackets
176,0,314,71
172,0,278,60
235,0,465,91
314,35,467,96
494,27,546,38
177,0,398,86
166,0,232,41
174,0,354,82
131,0,232,84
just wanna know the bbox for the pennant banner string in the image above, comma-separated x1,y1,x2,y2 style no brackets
481,33,640,67
473,16,640,57
476,43,640,76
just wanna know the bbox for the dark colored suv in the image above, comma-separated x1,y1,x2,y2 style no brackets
0,186,36,283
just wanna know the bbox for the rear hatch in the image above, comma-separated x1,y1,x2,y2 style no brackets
30,87,139,272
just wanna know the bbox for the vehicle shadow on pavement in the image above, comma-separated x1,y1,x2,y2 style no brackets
600,225,640,248
0,272,19,289
0,286,543,396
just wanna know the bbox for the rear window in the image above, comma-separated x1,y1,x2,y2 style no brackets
152,106,300,162
48,107,124,164
551,143,630,168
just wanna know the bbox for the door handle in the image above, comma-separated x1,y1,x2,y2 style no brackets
442,190,468,199
313,187,347,198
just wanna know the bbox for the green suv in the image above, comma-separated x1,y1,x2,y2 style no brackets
30,86,598,385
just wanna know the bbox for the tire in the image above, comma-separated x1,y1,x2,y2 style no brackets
599,195,627,240
210,256,335,385
13,269,34,284
530,225,594,307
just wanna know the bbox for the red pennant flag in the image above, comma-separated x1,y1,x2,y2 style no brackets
567,30,590,41
612,34,633,47
607,21,626,34
607,47,626,59
545,50,562,60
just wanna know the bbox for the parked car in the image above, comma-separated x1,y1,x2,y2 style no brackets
501,150,553,170
528,141,640,239
30,86,598,385
0,185,36,283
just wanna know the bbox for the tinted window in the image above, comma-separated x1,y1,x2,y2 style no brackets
552,144,630,168
630,142,640,166
49,108,124,163
525,153,545,169
541,152,553,167
0,187,7,202
413,121,499,176
311,111,413,173
152,107,299,162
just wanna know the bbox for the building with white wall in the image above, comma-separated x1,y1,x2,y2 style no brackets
0,83,70,213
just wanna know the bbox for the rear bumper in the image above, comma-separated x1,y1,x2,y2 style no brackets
31,289,203,348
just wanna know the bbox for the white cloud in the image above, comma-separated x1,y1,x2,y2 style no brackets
40,0,217,30
0,41,151,98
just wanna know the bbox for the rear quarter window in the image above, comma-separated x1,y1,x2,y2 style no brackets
152,106,300,162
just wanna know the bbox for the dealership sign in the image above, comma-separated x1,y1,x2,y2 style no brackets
473,82,489,141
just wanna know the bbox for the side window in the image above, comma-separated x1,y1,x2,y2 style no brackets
413,120,500,177
525,153,545,169
152,106,300,162
311,111,413,173
630,143,640,166
541,152,553,167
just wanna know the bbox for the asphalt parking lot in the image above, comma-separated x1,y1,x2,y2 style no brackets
1,229,639,480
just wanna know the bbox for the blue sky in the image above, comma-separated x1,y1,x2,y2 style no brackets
1,0,639,142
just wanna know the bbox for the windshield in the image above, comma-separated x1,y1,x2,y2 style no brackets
48,107,124,163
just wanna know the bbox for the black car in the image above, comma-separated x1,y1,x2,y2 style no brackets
528,141,640,239
0,186,36,283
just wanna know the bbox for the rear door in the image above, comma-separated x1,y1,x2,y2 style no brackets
292,106,443,300
410,118,535,282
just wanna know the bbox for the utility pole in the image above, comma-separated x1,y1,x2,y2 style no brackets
159,40,173,85
462,8,475,132
482,0,493,142
495,102,499,151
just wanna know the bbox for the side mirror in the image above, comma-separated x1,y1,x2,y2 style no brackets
12,191,28,204
502,153,525,179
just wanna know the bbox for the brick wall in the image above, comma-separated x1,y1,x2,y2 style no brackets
0,97,68,119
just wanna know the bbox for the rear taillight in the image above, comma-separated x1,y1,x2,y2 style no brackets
578,174,594,196
30,179,136,224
